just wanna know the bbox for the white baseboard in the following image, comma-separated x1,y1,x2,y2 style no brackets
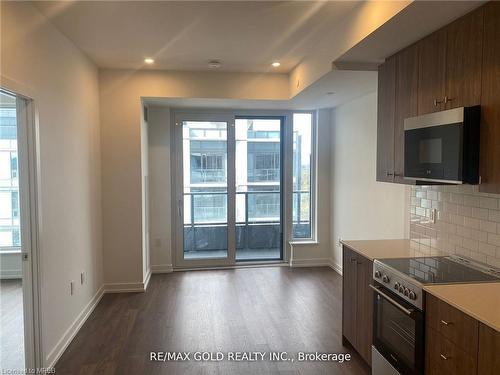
289,258,331,267
46,285,104,368
151,263,173,273
0,269,22,279
329,261,342,276
103,281,146,293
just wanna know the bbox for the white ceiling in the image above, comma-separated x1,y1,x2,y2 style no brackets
34,0,358,73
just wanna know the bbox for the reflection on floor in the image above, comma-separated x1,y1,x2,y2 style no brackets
184,248,281,260
0,279,24,371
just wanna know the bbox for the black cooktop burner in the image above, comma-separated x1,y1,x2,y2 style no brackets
378,256,500,284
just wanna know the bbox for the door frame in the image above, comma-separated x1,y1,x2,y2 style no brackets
1,82,43,370
171,108,293,270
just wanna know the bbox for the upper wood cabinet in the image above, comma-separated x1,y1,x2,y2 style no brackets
376,2,500,193
479,1,500,193
394,44,419,183
418,29,447,114
445,7,484,109
376,56,396,183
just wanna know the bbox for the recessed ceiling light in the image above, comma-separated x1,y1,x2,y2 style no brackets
144,58,154,64
272,62,281,67
208,60,222,69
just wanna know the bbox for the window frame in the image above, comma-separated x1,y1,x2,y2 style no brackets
291,110,317,243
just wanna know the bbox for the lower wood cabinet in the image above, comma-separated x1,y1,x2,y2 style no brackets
478,323,500,375
426,294,499,375
342,245,373,365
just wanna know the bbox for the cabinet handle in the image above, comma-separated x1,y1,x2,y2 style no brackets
433,98,444,106
440,319,453,326
386,171,394,177
350,257,357,263
444,96,453,104
440,354,449,361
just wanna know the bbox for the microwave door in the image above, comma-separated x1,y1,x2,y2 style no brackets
404,123,463,183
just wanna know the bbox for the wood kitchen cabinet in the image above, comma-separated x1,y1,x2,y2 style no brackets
418,8,483,114
478,323,500,374
376,56,396,183
394,44,419,184
417,29,447,114
342,245,373,365
426,294,499,375
444,7,483,110
376,2,500,193
479,1,500,193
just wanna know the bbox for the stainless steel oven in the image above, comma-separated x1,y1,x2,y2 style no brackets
371,282,424,375
404,106,480,184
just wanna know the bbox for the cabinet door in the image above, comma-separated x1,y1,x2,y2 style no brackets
355,255,373,364
342,246,357,347
479,1,500,194
376,56,396,182
394,44,419,184
418,30,447,114
478,323,500,375
445,7,483,109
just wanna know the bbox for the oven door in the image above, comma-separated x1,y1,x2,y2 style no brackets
371,283,424,375
404,122,463,183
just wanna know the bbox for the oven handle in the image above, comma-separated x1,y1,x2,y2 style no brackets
369,284,414,316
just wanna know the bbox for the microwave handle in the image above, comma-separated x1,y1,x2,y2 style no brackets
369,284,414,316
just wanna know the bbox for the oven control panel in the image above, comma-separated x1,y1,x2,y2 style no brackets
373,261,423,310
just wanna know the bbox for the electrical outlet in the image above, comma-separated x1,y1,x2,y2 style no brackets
430,208,437,224
70,281,74,296
80,272,85,285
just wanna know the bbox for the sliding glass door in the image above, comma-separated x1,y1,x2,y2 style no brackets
174,113,283,267
235,117,282,261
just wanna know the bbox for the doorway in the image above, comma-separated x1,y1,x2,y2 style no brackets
0,89,39,371
173,113,284,268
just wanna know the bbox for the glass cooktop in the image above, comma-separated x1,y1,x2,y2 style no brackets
378,256,500,285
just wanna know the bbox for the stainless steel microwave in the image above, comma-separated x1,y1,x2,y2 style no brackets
404,106,480,184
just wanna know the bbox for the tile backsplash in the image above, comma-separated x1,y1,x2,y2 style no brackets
409,185,500,268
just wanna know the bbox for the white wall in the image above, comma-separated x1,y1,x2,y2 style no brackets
1,2,102,366
99,69,289,285
330,92,407,270
147,107,173,272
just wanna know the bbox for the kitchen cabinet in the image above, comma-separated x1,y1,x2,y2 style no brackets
479,1,500,193
417,29,447,114
394,44,419,183
444,7,483,109
376,2,500,193
426,294,499,375
418,8,483,114
478,323,500,375
342,245,373,365
376,56,396,183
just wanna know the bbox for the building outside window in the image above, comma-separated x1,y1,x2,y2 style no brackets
0,94,21,249
292,113,314,240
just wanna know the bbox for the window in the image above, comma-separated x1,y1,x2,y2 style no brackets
292,113,314,240
0,91,21,250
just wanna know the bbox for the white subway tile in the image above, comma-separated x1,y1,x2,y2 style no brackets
487,233,500,247
463,217,479,229
471,207,489,220
480,196,499,210
480,220,497,233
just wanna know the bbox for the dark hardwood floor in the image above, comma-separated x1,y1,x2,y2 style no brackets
55,267,370,375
